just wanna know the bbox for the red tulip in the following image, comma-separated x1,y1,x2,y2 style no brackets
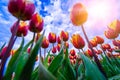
29,13,44,33
8,0,35,21
57,36,61,44
70,3,88,26
41,37,49,49
112,40,120,47
11,21,28,37
85,49,93,57
93,36,104,44
108,19,120,34
48,32,56,43
60,30,69,42
71,34,85,49
56,44,61,52
0,47,10,59
52,47,57,54
96,50,102,55
104,28,118,39
70,49,76,56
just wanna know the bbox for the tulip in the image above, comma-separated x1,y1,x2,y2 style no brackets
52,46,57,54
112,40,120,47
0,47,9,59
41,37,49,49
71,34,85,49
70,3,88,26
35,33,41,42
89,39,97,47
29,13,44,33
104,28,118,39
48,32,56,44
56,44,61,52
60,30,69,42
93,36,104,44
57,36,61,44
85,49,93,57
70,49,76,56
64,42,69,48
108,19,120,34
11,21,28,37
8,0,35,21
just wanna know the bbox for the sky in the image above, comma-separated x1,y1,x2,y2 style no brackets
0,0,120,51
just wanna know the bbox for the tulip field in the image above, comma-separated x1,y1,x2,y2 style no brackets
0,0,120,80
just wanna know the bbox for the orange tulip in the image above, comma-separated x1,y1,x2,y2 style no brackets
70,3,88,26
108,19,120,34
60,30,69,42
29,13,44,33
8,0,35,21
93,36,104,44
48,32,56,43
71,34,85,49
85,49,93,57
89,39,97,47
41,37,49,49
11,21,28,37
104,28,118,39
64,42,69,48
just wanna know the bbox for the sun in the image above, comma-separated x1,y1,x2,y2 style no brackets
87,0,112,20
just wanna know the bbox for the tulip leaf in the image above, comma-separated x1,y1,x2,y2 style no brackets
38,60,56,80
19,31,45,80
31,67,39,80
43,50,50,68
13,52,29,80
78,52,106,80
58,49,76,80
48,49,64,76
4,37,24,80
108,74,120,80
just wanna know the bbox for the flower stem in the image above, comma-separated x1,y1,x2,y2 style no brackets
0,19,20,79
30,32,36,52
81,25,107,78
44,49,46,59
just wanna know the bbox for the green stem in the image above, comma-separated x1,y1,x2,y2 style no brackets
0,19,20,79
30,32,36,52
81,25,107,78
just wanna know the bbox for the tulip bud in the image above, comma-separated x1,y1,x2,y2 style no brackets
70,49,76,56
8,0,35,20
89,39,97,47
108,19,120,34
29,13,44,33
93,36,104,44
64,42,69,48
41,37,49,49
48,32,56,43
57,36,61,44
70,3,88,26
104,28,118,39
0,47,10,59
85,49,93,57
11,21,28,37
56,44,61,52
52,47,57,54
71,34,85,49
60,30,69,42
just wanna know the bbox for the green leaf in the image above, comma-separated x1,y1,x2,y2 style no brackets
19,31,45,80
31,67,39,80
13,52,29,80
78,52,106,80
4,37,24,80
38,60,56,80
58,49,76,80
108,74,120,80
114,49,120,52
48,49,64,76
43,50,50,68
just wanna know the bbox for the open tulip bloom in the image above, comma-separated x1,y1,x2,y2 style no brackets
0,1,120,80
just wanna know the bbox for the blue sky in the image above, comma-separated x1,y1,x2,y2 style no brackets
0,0,120,50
